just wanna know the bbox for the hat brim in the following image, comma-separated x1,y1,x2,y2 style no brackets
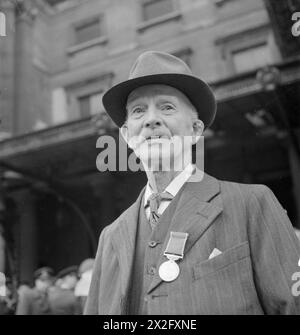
102,73,216,129
56,266,78,280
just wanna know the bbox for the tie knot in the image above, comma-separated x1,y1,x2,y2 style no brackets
148,192,161,202
147,192,173,210
146,191,173,230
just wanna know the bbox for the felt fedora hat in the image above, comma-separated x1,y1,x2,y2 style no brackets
102,51,216,128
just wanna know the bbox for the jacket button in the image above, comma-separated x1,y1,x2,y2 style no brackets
148,266,156,275
148,241,158,248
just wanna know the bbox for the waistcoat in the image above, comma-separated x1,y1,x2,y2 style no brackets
127,187,185,314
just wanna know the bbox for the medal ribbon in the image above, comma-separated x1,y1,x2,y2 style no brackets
164,231,189,259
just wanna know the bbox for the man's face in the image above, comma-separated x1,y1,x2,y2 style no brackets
123,84,203,170
35,278,52,291
63,274,78,290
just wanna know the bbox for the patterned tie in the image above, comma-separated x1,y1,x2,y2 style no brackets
147,192,173,230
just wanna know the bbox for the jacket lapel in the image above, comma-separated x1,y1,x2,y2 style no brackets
110,187,145,309
147,173,223,294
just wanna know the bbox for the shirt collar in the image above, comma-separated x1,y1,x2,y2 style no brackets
144,163,194,207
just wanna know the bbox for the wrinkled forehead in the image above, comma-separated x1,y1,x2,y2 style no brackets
126,84,189,106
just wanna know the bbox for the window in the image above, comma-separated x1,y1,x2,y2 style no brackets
65,73,113,121
232,44,273,73
142,0,174,21
68,15,108,55
78,96,90,117
215,25,279,76
75,17,102,45
78,92,104,117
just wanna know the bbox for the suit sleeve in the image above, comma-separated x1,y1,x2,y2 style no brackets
247,185,300,314
84,226,107,315
73,296,83,315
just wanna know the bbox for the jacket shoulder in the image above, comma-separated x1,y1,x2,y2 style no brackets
218,178,272,200
215,178,277,217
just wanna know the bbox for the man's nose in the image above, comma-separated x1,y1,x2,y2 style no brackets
144,107,162,129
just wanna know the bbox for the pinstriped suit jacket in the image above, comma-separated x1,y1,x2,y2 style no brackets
85,173,300,315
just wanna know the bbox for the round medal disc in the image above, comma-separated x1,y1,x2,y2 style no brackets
158,260,180,282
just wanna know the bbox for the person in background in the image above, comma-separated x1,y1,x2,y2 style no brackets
0,278,16,315
74,258,95,311
48,265,81,315
16,267,54,315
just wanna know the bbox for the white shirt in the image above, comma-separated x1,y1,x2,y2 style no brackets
144,163,194,220
74,270,93,297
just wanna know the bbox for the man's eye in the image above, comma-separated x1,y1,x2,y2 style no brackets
161,104,175,111
131,108,144,115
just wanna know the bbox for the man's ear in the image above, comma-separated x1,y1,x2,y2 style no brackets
120,124,129,144
192,119,204,144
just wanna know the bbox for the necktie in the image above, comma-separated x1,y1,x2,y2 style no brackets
147,192,173,230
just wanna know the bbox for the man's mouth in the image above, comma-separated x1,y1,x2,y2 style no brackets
145,135,169,141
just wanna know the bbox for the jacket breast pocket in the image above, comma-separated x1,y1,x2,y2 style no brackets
192,241,250,281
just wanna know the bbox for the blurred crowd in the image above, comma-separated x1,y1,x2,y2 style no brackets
0,258,94,315
1,229,300,315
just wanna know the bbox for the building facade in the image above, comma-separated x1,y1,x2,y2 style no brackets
0,0,299,284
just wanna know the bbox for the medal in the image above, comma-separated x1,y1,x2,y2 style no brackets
159,257,180,282
159,232,188,282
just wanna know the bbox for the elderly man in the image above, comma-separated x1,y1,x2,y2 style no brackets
85,51,300,315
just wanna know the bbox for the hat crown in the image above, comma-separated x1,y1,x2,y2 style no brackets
102,50,216,129
128,51,192,80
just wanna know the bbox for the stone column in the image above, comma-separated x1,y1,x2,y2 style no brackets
288,142,300,229
13,3,36,134
0,0,16,136
0,179,6,273
13,189,38,284
0,225,5,273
